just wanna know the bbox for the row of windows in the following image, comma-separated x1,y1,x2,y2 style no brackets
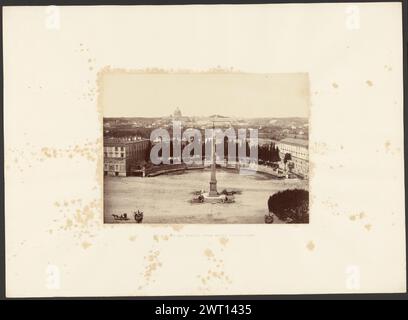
278,144,308,160
291,159,308,174
105,146,125,152
104,152,125,158
104,163,126,172
104,143,149,159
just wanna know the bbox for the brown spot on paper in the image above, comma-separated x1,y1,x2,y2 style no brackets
306,241,315,251
81,241,92,249
55,198,102,249
153,234,172,242
385,140,391,151
349,211,365,221
366,80,373,87
198,248,231,289
139,250,162,288
219,237,229,246
39,143,99,162
204,249,214,258
332,82,339,89
382,140,400,155
171,225,184,232
64,218,73,229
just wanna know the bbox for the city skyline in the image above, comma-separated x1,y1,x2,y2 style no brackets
104,114,309,120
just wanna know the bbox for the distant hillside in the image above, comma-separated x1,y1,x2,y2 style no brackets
209,114,229,118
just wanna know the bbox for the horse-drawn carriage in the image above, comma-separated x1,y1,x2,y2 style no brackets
112,213,130,221
112,210,143,223
134,210,143,223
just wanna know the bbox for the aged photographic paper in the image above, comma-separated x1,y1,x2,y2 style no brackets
3,3,405,296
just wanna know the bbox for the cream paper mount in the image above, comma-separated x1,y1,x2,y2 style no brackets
3,3,406,297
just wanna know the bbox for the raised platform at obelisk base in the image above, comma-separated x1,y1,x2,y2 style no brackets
201,192,228,203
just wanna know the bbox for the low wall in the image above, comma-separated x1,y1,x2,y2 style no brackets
145,164,187,177
143,163,287,178
256,164,284,177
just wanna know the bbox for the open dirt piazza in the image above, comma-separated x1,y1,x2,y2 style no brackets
104,169,308,224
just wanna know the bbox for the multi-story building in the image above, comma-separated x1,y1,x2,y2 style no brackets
276,138,309,178
104,139,150,176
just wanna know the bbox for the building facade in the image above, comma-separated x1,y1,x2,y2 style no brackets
276,138,309,178
104,139,150,176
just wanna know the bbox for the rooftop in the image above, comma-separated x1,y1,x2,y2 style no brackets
104,138,150,147
279,138,309,148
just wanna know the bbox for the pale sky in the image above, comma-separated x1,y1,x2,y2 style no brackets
101,72,309,118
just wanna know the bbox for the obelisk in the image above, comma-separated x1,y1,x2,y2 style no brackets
209,122,218,196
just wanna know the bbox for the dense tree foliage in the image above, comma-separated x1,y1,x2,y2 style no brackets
283,153,292,164
268,189,309,223
258,143,280,165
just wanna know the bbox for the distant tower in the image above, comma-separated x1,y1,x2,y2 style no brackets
209,122,218,196
173,107,182,119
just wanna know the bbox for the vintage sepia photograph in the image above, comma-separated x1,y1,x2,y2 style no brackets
102,72,309,224
3,2,406,298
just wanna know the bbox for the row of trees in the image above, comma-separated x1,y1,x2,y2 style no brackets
154,139,277,164
258,143,281,164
